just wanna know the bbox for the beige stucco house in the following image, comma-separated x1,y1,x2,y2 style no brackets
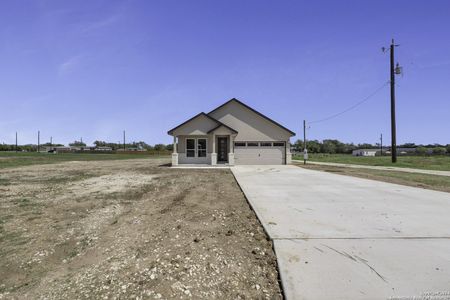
168,98,295,165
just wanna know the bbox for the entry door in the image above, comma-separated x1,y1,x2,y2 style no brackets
218,137,228,162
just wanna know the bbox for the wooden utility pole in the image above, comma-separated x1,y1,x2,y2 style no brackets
390,39,398,163
37,131,40,153
380,133,383,156
303,120,307,165
15,132,18,152
123,130,126,151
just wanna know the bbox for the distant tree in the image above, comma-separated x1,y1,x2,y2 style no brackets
321,140,337,154
69,140,86,147
307,140,321,153
416,146,428,156
153,144,166,151
399,143,416,148
165,144,173,151
446,144,450,154
433,147,446,155
357,143,375,149
94,140,107,147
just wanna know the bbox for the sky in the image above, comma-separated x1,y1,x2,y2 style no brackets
1,0,449,146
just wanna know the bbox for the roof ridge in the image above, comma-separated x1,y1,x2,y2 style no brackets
207,98,295,136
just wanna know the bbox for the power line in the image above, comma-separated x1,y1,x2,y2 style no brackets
309,81,390,125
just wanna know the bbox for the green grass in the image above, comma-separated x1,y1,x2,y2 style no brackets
292,153,450,171
297,164,450,193
0,152,169,169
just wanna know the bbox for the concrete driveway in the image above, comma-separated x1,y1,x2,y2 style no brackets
231,165,450,300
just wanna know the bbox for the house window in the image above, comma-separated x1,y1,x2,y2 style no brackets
234,142,246,147
186,138,195,157
198,138,207,157
247,142,259,147
260,142,272,147
273,142,285,147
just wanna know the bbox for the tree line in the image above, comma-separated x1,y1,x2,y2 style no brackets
0,140,174,152
292,139,450,155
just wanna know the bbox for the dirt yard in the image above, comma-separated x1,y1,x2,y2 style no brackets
0,158,282,299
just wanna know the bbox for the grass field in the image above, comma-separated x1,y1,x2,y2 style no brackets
292,153,450,171
0,152,170,169
296,163,450,193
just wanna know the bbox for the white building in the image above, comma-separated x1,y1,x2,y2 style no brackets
352,149,378,157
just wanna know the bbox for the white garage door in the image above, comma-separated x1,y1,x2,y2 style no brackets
234,142,285,165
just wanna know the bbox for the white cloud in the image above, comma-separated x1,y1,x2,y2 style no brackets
58,55,83,75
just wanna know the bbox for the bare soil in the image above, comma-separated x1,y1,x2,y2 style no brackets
0,158,282,299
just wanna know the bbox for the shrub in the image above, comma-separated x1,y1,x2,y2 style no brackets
416,147,428,155
433,147,447,155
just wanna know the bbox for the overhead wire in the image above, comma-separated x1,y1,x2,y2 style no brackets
308,81,390,125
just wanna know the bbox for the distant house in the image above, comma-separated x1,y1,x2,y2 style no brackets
94,146,113,152
45,146,72,153
168,98,295,165
352,149,378,157
397,148,417,155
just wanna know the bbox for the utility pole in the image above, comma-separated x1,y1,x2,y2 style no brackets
380,133,383,156
123,130,126,151
15,132,18,152
303,120,307,165
37,130,40,153
50,136,52,146
390,39,398,163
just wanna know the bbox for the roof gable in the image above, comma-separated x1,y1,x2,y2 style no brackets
168,112,238,136
208,98,295,136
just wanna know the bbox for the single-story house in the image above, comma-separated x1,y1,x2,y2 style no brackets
168,98,295,165
352,149,378,156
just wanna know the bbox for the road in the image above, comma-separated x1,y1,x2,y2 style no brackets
231,165,450,300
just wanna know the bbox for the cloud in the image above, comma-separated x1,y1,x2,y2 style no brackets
58,55,83,75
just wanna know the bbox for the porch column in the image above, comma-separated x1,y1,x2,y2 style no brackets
228,135,235,166
211,133,217,165
171,136,178,166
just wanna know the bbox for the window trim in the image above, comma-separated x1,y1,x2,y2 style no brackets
186,138,196,157
185,137,208,158
197,138,207,157
234,142,246,147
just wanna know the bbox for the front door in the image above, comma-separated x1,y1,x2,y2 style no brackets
217,137,228,162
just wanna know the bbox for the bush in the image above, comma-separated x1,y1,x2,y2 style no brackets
416,147,428,155
433,147,447,155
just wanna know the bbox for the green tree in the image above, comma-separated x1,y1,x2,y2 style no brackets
433,147,446,155
153,144,166,151
307,140,321,153
416,146,427,155
94,140,106,147
69,140,86,147
321,140,337,154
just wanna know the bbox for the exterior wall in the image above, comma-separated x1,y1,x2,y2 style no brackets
177,135,212,164
171,114,217,136
178,135,213,154
208,100,293,142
